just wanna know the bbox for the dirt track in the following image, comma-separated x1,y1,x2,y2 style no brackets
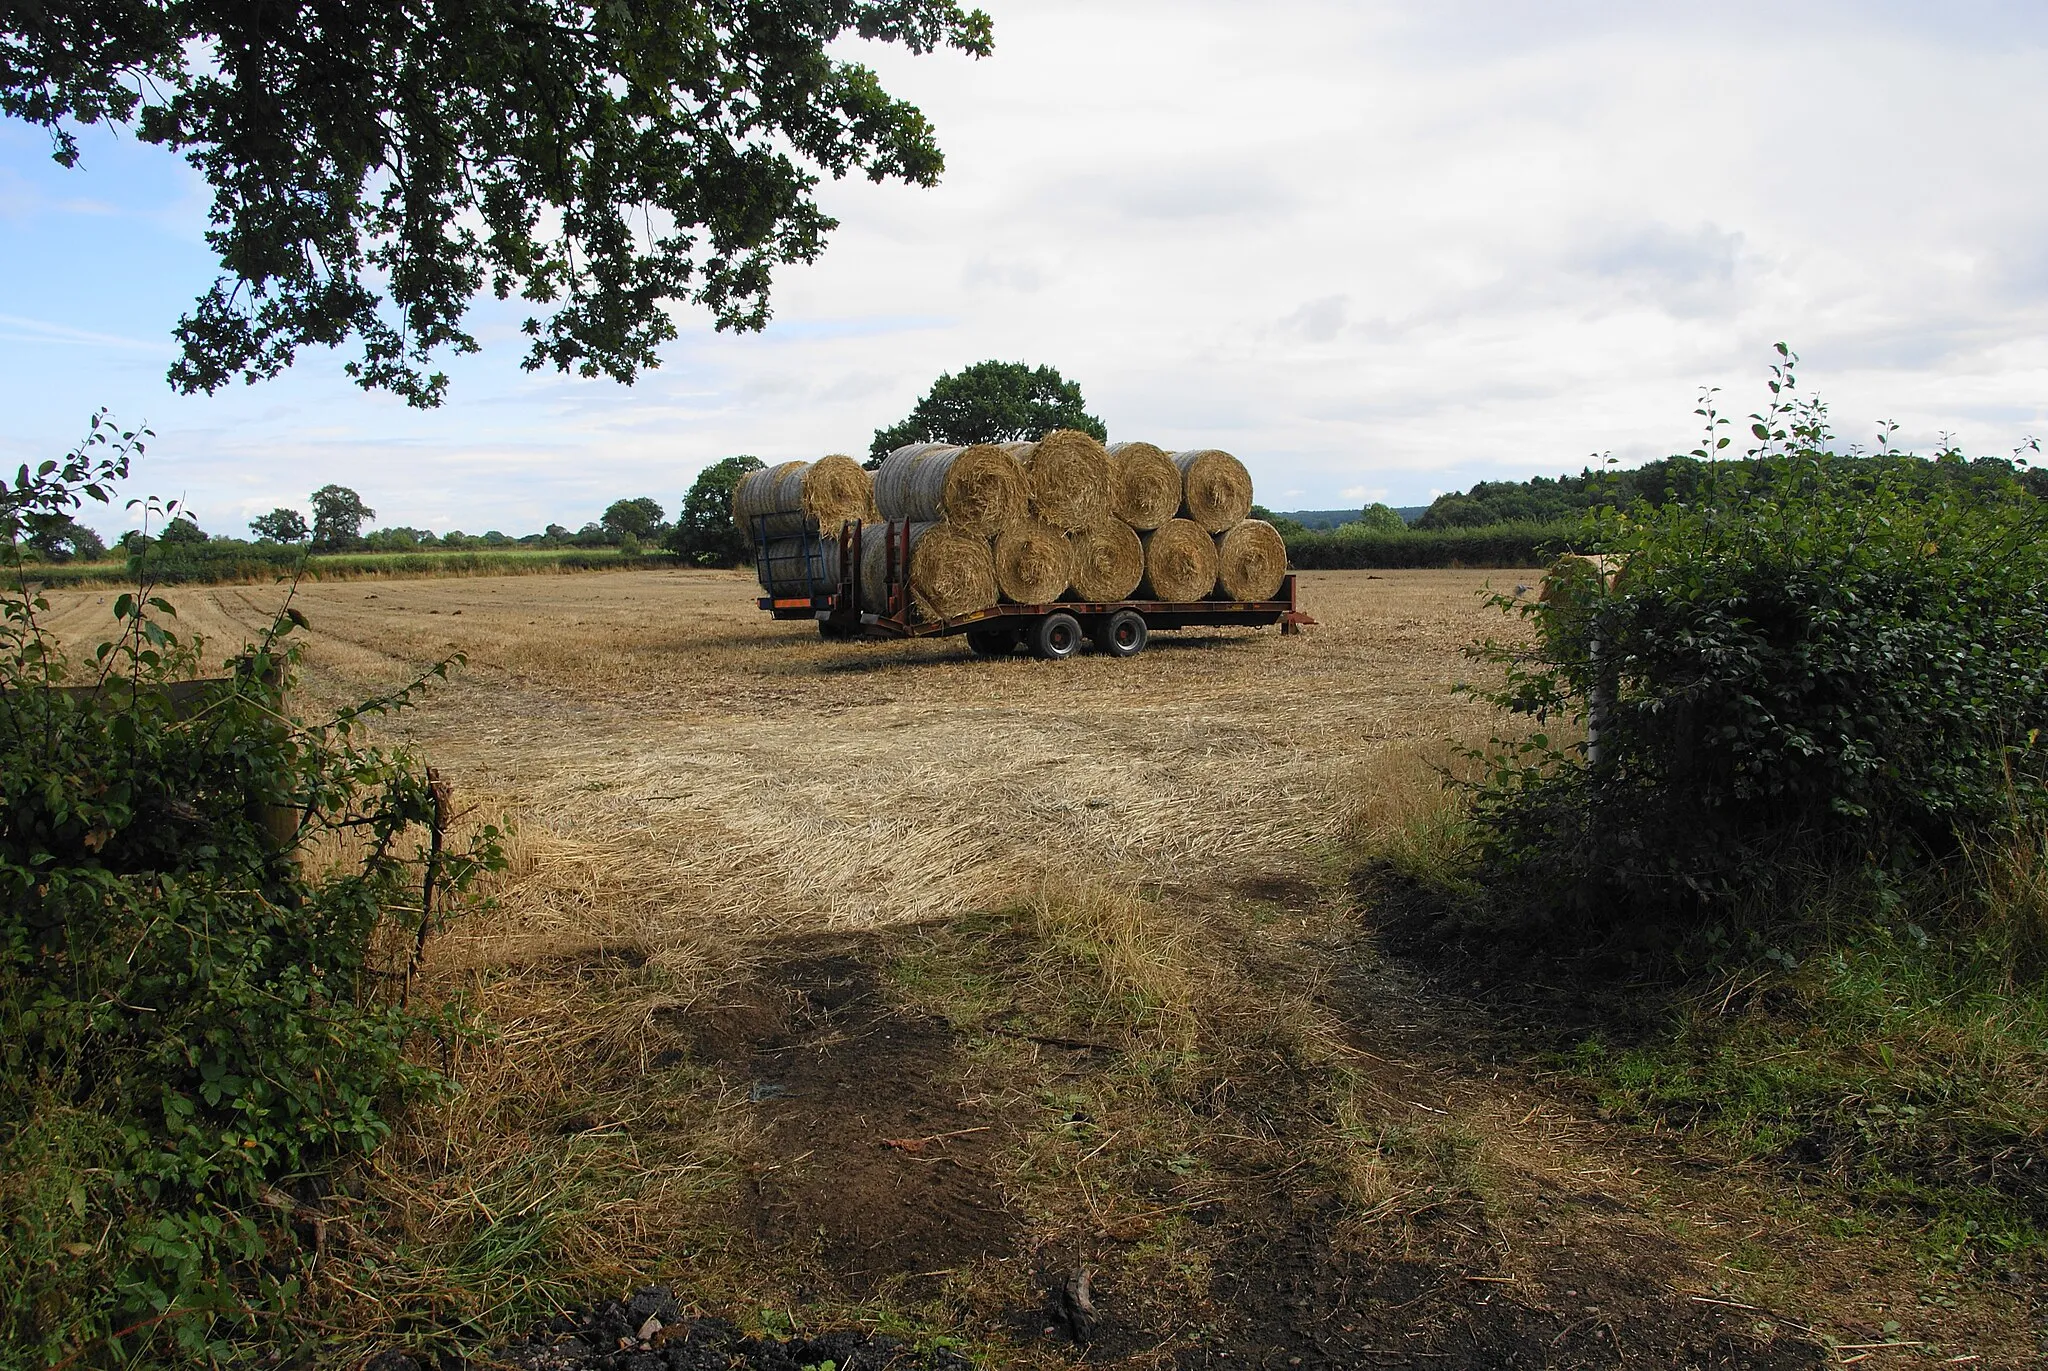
38,569,2041,1367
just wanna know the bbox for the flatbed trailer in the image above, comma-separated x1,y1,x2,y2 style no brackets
754,519,1316,659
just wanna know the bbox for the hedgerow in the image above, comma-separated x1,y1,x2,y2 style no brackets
1,415,503,1366
1284,522,1573,570
1468,352,2048,923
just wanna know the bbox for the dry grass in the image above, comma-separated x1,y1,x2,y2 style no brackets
36,566,2039,1366
38,567,1503,946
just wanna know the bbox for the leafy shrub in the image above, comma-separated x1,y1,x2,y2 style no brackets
1468,360,2048,920
1,415,502,1365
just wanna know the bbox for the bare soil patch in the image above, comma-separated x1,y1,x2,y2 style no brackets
1188,1196,1824,1370
682,939,1019,1294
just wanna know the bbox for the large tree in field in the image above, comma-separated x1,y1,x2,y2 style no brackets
309,484,373,551
868,360,1105,465
601,497,666,542
671,455,762,566
1,2,993,408
249,507,310,543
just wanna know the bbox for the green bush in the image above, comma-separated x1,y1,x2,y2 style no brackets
1469,369,2048,919
1,416,502,1366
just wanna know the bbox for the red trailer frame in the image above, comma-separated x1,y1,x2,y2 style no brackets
754,520,1316,657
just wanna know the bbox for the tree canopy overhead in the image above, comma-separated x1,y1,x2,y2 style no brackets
868,359,1105,464
2,2,993,407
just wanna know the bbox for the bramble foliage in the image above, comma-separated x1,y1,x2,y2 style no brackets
2,2,993,407
1467,351,2048,918
868,360,1105,464
1,414,502,1365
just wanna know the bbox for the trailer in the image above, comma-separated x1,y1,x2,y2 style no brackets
753,519,1316,659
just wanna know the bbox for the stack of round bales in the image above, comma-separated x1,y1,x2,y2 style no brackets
734,455,877,596
1169,448,1287,601
867,442,1023,617
864,432,1291,617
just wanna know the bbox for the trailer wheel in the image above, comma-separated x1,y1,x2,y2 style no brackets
1030,612,1085,661
1095,609,1149,658
966,626,1020,658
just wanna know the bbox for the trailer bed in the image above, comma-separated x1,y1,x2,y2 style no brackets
754,519,1314,658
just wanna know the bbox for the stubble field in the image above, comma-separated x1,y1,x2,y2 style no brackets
35,568,2040,1368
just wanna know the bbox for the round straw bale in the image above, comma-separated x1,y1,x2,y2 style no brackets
859,521,998,620
730,456,877,545
1140,518,1221,602
1105,441,1183,530
1066,518,1144,602
803,453,879,531
872,442,952,521
873,442,1027,536
1028,429,1113,530
731,460,806,545
755,535,842,597
992,517,1073,604
1172,448,1254,533
1213,518,1289,600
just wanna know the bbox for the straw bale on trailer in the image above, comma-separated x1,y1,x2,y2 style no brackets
993,517,1073,604
756,535,843,598
1214,518,1289,600
871,441,951,515
1026,429,1113,530
859,520,999,620
1172,448,1254,533
1140,518,1221,602
731,455,876,545
871,441,949,521
1066,518,1145,602
873,442,1028,537
1105,441,1183,530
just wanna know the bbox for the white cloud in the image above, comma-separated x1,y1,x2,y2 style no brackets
6,0,2048,535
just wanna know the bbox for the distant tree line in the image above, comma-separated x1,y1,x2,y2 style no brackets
10,358,1108,571
1411,446,2048,529
7,468,767,570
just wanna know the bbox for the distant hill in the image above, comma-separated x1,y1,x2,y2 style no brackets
1274,507,1426,529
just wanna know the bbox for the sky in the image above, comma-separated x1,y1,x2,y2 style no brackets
4,0,2048,539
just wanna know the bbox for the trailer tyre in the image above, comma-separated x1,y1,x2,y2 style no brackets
1030,612,1085,661
966,626,1020,658
1095,609,1148,658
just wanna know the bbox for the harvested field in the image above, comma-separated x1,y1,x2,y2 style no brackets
32,569,2041,1368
